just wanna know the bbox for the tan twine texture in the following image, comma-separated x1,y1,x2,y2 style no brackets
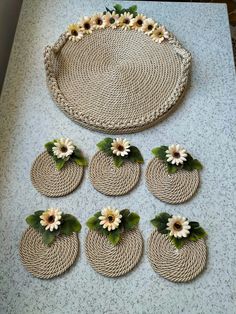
145,158,199,204
19,228,79,279
44,28,191,134
89,151,141,196
85,228,143,277
147,231,207,282
31,151,84,197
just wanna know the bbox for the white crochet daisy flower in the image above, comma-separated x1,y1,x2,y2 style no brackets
165,144,188,166
99,207,122,231
151,26,169,43
167,215,191,238
91,13,106,29
52,138,75,159
119,12,134,30
40,208,62,232
104,11,120,29
141,18,157,35
78,16,94,34
111,138,130,157
131,14,146,31
67,23,83,42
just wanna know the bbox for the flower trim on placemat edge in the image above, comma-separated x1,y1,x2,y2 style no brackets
26,209,82,246
97,137,144,167
86,207,140,245
151,212,207,249
66,4,169,44
152,144,203,174
45,138,88,170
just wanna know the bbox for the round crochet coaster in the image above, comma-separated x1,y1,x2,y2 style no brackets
89,151,141,196
145,158,199,204
31,152,84,197
85,228,143,277
147,231,207,282
44,28,191,134
19,228,79,279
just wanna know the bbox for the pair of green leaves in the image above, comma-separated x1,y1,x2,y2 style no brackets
151,212,207,249
97,138,144,168
152,146,203,174
151,212,171,234
26,211,81,246
45,141,88,170
86,209,140,245
104,4,138,17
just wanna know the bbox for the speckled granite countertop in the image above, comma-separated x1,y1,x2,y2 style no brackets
0,1,235,313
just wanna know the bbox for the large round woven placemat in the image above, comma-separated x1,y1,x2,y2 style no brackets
31,152,84,197
85,228,143,277
147,231,207,282
145,158,199,204
89,151,141,196
20,228,79,279
44,28,191,134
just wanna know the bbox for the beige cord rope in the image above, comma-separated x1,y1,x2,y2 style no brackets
31,151,84,197
89,151,141,196
44,28,191,134
19,228,79,279
85,228,143,277
145,158,199,204
147,230,207,282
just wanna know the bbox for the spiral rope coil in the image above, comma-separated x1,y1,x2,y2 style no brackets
145,158,199,204
147,231,207,282
19,228,79,279
89,151,141,196
85,228,143,277
31,152,84,197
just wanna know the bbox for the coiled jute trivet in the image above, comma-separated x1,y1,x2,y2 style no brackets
85,228,143,277
31,152,84,197
19,228,79,279
147,231,207,282
145,158,199,204
44,28,191,134
89,151,140,196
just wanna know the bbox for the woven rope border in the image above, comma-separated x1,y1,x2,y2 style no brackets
31,151,84,197
85,228,143,277
19,228,79,279
44,30,191,134
147,230,207,283
145,158,199,204
89,151,141,196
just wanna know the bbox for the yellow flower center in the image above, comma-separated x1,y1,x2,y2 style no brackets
110,17,115,24
157,31,164,37
173,222,182,231
148,25,153,31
